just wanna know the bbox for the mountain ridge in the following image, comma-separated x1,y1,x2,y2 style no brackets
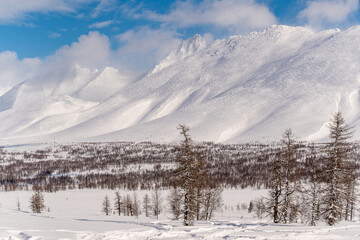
1,25,360,144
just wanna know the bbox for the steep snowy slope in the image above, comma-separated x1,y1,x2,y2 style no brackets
151,34,207,74
0,65,132,140
76,67,130,102
1,25,360,143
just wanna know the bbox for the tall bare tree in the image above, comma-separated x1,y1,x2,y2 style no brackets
279,129,298,223
267,129,298,224
102,195,111,215
301,145,322,226
152,188,162,220
124,194,133,216
174,125,198,226
143,193,151,218
267,153,283,223
323,112,354,226
133,192,140,218
114,191,122,216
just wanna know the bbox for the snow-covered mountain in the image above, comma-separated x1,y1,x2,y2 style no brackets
2,25,360,144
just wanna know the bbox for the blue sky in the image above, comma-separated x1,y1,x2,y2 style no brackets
0,0,359,92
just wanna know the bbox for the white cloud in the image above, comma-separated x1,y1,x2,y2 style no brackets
0,31,114,94
91,0,117,18
89,20,114,29
140,0,277,33
115,26,182,71
0,51,42,94
47,31,111,70
0,28,182,94
298,0,359,27
0,0,96,24
49,32,61,39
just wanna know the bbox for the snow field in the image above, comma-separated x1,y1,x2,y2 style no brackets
1,188,360,239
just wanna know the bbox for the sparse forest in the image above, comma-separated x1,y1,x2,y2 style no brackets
2,140,359,193
0,112,359,226
262,112,358,226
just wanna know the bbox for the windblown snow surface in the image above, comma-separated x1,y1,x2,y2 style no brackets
2,25,360,144
2,189,360,240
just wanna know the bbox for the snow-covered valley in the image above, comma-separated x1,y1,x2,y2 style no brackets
0,139,359,239
4,0,360,236
3,24,360,239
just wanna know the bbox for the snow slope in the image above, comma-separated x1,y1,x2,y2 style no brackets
2,25,360,144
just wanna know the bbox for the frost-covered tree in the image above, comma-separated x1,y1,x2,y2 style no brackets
102,195,111,216
279,129,297,223
124,194,133,216
201,187,223,220
151,188,162,220
114,191,122,216
323,112,354,226
143,193,151,218
132,192,140,218
29,189,45,213
267,129,298,224
254,198,266,219
343,177,356,220
168,187,182,220
301,145,322,226
342,143,357,221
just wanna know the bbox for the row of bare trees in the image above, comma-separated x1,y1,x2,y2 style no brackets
3,138,344,192
267,112,357,226
102,189,163,219
101,126,223,226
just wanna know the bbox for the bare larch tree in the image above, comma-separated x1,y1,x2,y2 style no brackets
323,112,354,226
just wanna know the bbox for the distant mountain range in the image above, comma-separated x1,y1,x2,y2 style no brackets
2,25,360,144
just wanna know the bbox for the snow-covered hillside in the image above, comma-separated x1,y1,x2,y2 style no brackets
1,25,360,144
